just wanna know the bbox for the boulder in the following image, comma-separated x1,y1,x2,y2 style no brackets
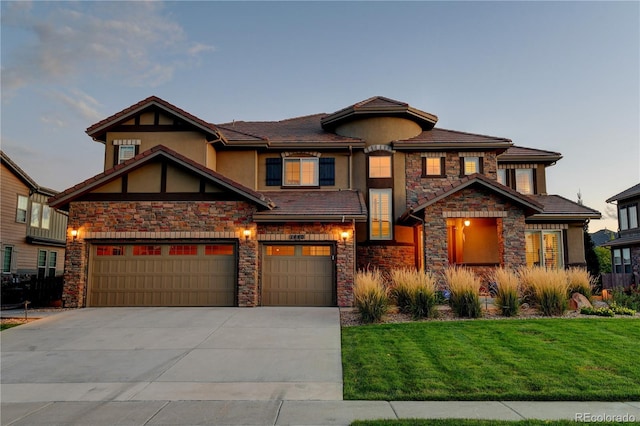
569,292,592,311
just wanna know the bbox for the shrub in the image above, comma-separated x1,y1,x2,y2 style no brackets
520,267,568,316
354,269,389,323
390,268,438,319
491,268,520,317
609,302,636,316
444,267,482,318
612,288,640,311
566,267,594,300
581,306,615,317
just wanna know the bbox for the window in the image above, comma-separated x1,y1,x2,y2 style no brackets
118,145,136,164
37,250,47,279
267,157,334,186
48,252,57,277
620,205,638,230
30,202,42,227
41,206,51,230
2,246,13,273
497,169,507,186
368,156,392,178
205,245,234,255
97,246,125,256
461,156,483,176
515,169,534,195
133,245,162,256
422,157,444,177
525,230,564,269
302,246,331,256
169,245,197,255
16,195,28,223
284,158,318,186
370,189,392,240
265,246,295,256
613,248,632,273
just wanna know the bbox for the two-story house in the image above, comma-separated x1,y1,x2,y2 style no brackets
49,96,600,308
602,183,640,288
1,151,67,282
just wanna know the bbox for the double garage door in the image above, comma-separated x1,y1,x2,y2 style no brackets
89,242,335,307
89,243,236,307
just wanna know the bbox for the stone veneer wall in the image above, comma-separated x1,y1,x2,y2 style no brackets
405,151,499,208
257,222,355,307
356,245,415,275
422,186,526,279
63,200,258,308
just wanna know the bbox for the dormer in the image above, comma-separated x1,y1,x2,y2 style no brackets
497,146,562,195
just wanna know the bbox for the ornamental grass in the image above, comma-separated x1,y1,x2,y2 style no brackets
519,267,568,316
444,266,482,318
390,268,438,319
565,267,594,301
354,269,389,323
491,268,521,317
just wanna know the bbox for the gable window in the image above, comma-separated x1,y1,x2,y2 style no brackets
284,157,318,186
620,204,638,230
613,248,631,273
370,188,392,240
16,195,28,223
368,156,392,178
525,230,564,270
515,169,534,195
118,145,137,164
30,202,42,228
3,246,14,273
460,156,483,176
422,157,445,177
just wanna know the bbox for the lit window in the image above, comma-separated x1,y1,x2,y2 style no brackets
515,169,534,195
133,245,162,256
368,156,392,178
283,158,318,186
525,230,563,269
118,145,136,164
423,157,443,177
302,246,331,256
265,246,295,256
497,169,507,186
370,189,392,240
30,202,42,228
463,157,480,175
205,245,234,255
169,245,197,255
97,246,125,256
16,195,28,223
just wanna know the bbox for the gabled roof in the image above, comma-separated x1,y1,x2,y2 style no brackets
320,96,438,131
216,114,365,148
606,183,640,203
254,190,368,222
86,96,224,143
48,145,274,211
498,146,562,163
1,150,58,196
402,173,544,221
527,195,601,221
393,127,513,150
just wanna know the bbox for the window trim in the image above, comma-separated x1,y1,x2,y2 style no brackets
525,230,564,270
369,188,393,241
283,157,319,187
620,204,638,231
460,156,483,176
422,157,445,178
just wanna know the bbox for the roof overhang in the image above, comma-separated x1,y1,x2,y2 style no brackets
253,213,367,223
601,234,640,248
393,141,513,150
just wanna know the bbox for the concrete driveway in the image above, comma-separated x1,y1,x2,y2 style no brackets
1,307,343,403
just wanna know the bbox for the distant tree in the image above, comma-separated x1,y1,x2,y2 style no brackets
595,246,612,274
584,229,600,279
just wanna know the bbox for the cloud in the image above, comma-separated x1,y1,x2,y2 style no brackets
48,89,103,122
2,2,215,91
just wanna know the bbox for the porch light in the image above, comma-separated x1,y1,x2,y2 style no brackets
243,229,251,240
464,219,471,227
341,231,349,241
71,229,78,240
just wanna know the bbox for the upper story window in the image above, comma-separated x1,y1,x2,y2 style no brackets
118,145,137,164
497,169,507,186
368,156,392,178
41,205,51,230
620,204,638,230
515,169,534,195
16,195,28,223
370,188,393,240
460,156,483,176
266,156,335,187
30,202,42,228
422,156,445,177
613,248,631,273
112,140,141,166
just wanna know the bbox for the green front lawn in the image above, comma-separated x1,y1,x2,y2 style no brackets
342,318,640,401
0,323,21,331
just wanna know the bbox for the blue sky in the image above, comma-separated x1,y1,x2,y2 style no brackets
2,1,638,232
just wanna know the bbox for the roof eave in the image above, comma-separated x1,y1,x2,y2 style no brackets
393,141,513,150
527,213,602,221
498,155,563,163
253,214,367,223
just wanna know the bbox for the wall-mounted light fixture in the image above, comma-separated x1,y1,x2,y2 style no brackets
341,231,349,242
463,219,471,227
71,229,78,240
243,229,251,240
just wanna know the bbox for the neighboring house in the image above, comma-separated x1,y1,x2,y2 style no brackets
49,96,600,308
1,151,67,281
602,183,640,288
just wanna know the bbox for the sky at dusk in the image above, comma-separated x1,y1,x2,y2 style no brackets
1,1,638,232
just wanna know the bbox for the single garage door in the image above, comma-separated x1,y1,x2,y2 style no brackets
262,244,334,306
89,243,236,307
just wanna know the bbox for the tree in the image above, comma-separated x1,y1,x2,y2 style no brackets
584,230,600,278
595,246,612,274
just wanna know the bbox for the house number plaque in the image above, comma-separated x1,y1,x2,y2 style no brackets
289,234,305,240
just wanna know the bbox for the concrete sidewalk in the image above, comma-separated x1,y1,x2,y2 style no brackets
3,400,640,425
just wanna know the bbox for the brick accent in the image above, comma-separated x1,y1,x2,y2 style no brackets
356,245,415,275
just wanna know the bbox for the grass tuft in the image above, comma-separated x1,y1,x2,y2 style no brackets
390,268,438,319
354,269,389,323
519,267,568,316
566,267,594,300
492,268,520,317
444,267,482,318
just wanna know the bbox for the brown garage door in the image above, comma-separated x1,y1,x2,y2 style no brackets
89,243,236,307
262,244,334,306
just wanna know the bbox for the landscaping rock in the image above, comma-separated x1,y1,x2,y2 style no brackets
569,293,592,311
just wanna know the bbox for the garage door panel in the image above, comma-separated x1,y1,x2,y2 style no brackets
89,243,236,307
